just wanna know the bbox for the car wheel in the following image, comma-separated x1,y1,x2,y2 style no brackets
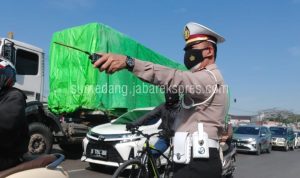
266,144,272,153
256,145,261,155
291,144,295,151
284,143,289,151
28,122,53,155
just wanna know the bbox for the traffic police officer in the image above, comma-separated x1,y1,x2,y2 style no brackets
94,22,228,178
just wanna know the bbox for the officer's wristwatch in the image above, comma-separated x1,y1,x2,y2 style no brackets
125,56,135,71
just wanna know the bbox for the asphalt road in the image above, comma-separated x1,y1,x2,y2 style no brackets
234,148,300,178
60,147,300,178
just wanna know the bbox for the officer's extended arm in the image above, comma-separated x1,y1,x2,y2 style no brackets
132,59,215,98
93,54,216,99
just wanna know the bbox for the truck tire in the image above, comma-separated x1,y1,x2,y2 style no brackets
28,122,53,155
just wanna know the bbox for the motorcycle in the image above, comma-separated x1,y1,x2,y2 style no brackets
0,153,69,178
221,142,236,178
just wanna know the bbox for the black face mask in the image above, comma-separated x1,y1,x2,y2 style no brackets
184,48,207,70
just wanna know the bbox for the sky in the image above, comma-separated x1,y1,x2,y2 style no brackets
0,0,300,115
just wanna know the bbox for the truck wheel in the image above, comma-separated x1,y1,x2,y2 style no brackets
28,122,53,155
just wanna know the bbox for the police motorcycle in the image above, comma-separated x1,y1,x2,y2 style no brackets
220,139,236,178
0,153,69,178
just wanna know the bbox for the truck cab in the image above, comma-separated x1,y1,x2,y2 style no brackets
0,37,44,102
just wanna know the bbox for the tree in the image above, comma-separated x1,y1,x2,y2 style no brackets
257,108,295,124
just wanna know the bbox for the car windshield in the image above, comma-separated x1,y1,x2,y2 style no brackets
234,126,259,135
270,127,287,135
112,109,152,125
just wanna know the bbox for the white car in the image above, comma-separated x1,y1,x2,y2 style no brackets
294,131,300,148
81,107,168,169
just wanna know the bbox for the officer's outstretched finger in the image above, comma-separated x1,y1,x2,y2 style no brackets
100,56,113,72
107,62,115,74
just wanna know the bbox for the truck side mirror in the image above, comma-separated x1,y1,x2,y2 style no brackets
2,39,15,64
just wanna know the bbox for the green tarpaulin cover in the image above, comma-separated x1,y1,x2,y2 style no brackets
48,23,185,115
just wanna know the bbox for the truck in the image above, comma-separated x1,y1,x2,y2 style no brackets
0,36,108,155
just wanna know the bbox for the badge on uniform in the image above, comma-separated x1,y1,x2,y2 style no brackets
184,26,190,40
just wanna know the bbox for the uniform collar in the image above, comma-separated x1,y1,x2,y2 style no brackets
195,63,217,72
204,63,217,70
193,63,218,73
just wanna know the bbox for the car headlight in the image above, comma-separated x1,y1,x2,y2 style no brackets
86,129,99,140
121,134,134,139
119,134,141,143
87,128,92,136
278,138,286,142
248,138,256,143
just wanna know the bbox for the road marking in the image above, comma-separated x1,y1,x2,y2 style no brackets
68,169,86,173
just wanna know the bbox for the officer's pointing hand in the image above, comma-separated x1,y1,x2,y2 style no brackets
93,53,127,74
